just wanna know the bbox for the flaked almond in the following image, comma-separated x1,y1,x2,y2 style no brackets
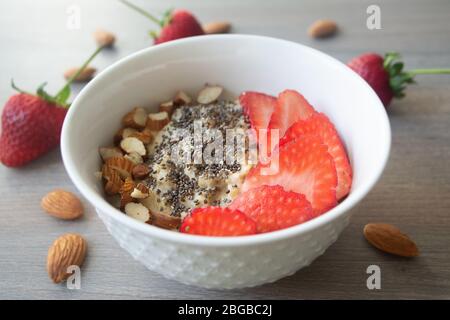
197,85,223,104
146,111,169,131
122,107,148,129
202,21,231,34
104,156,135,179
120,137,146,156
132,163,151,179
173,91,192,106
364,223,419,257
150,211,181,230
47,233,87,283
159,100,175,117
124,152,143,165
131,183,149,199
119,177,135,209
93,28,116,47
129,128,153,144
125,202,150,222
64,66,96,82
41,189,83,220
114,127,139,144
102,164,123,195
308,19,338,38
99,146,123,162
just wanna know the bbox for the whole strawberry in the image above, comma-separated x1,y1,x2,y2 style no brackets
0,46,104,167
120,0,204,44
348,52,450,107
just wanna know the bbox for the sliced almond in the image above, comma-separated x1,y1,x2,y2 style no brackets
129,128,153,144
120,137,146,156
131,183,150,199
173,91,192,106
47,233,87,283
125,202,150,222
159,100,175,117
104,156,135,179
114,127,139,144
364,223,419,257
150,211,181,230
202,21,231,34
124,152,143,165
308,19,338,38
197,85,223,104
93,28,116,47
102,164,124,195
41,189,84,220
146,111,169,131
122,107,148,129
119,177,135,209
64,67,96,82
99,146,124,162
132,163,151,180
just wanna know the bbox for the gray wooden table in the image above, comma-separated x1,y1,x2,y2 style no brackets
1,0,449,299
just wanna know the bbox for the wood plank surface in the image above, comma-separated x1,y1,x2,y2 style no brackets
0,0,449,299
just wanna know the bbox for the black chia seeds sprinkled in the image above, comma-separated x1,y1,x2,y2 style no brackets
143,100,250,217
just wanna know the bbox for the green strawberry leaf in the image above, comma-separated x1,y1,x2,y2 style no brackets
54,85,71,106
36,82,57,103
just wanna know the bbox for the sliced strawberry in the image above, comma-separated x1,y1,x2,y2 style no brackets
229,185,314,233
268,89,316,139
280,113,352,200
180,207,257,236
242,134,337,215
239,91,277,132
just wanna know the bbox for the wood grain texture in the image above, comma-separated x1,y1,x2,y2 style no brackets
1,0,450,299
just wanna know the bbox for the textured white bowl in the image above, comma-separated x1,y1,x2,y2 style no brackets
61,35,391,289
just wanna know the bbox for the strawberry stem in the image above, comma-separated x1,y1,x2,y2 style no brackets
407,68,450,76
54,45,104,105
119,0,162,26
383,52,450,99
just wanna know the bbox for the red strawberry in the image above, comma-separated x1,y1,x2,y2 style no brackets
348,52,450,107
280,113,352,200
242,134,337,215
239,91,276,132
120,0,204,45
267,89,315,140
0,94,67,167
155,10,204,44
229,185,314,233
180,207,257,236
0,46,104,167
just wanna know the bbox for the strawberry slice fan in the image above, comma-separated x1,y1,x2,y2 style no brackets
119,0,204,44
0,45,106,167
238,89,351,220
348,52,450,107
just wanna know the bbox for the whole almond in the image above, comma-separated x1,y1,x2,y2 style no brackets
202,21,231,34
64,66,96,82
93,28,116,47
364,223,419,257
47,233,87,283
41,189,83,220
308,19,338,38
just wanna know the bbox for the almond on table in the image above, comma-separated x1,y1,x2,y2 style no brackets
41,189,84,220
47,233,87,283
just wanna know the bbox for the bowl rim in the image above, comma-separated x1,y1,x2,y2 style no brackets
61,34,391,247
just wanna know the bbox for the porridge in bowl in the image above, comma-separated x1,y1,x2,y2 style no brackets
98,85,352,236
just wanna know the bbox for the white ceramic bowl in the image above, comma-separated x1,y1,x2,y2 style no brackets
61,35,390,289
